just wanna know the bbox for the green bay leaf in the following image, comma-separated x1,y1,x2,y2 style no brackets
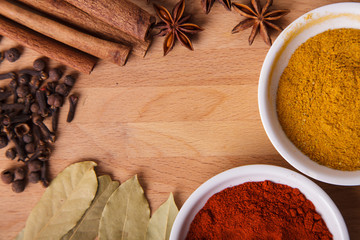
98,175,150,240
61,175,119,240
23,161,98,240
146,193,179,240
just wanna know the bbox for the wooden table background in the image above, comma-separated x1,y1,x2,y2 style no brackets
1,0,359,239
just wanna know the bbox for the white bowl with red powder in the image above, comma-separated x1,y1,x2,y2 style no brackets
258,2,360,185
170,165,348,240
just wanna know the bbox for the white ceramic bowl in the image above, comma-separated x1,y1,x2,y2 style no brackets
170,165,348,240
258,3,360,186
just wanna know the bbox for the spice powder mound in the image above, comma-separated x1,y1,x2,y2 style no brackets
186,181,332,240
277,28,360,171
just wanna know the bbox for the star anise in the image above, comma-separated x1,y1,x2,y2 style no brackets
232,0,290,46
201,0,231,14
153,0,203,56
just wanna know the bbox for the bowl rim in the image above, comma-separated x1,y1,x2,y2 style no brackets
258,2,360,186
170,164,349,240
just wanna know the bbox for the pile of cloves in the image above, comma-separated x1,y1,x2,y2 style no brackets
0,49,79,193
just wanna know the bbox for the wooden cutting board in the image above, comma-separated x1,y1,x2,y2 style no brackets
0,0,359,239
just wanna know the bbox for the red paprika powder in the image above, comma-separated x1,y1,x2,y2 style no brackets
186,181,332,240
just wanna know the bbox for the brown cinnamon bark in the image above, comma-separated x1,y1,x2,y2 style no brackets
16,0,151,57
0,16,96,74
0,1,130,66
64,0,155,42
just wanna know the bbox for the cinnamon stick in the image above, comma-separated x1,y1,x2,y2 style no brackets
16,0,151,57
0,0,131,66
64,0,155,42
0,16,96,74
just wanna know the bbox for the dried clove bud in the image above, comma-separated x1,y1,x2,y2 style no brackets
23,133,33,143
55,83,70,97
5,48,20,62
34,118,55,143
36,89,48,116
28,171,40,183
40,162,49,187
33,58,46,71
11,180,25,193
1,169,14,184
0,72,16,81
46,81,58,93
30,103,40,113
19,74,31,85
25,142,36,153
3,114,31,127
49,68,62,81
38,147,51,161
9,79,17,89
67,95,79,123
14,123,30,138
23,95,32,114
19,69,48,81
0,133,8,148
5,148,17,160
47,93,63,108
52,107,59,132
31,122,42,145
14,167,26,181
39,71,48,81
28,159,42,172
11,136,27,162
16,84,30,98
29,75,41,93
0,91,12,101
64,75,76,87
9,79,18,102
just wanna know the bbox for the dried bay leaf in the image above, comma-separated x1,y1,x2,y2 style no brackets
146,193,179,240
23,161,98,240
98,175,150,240
14,229,24,240
62,175,119,240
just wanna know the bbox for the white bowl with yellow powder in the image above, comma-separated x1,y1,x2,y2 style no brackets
258,2,360,185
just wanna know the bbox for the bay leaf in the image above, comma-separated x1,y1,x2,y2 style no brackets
14,229,24,240
62,175,119,240
98,175,150,240
23,161,98,240
146,193,179,240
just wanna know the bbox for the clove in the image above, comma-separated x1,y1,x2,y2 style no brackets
19,69,48,81
23,95,32,114
11,136,27,161
29,75,42,94
9,79,18,103
0,91,12,101
0,103,25,113
67,95,78,122
31,123,42,145
0,133,8,148
0,59,79,192
35,89,48,117
52,107,59,132
40,161,49,187
0,72,16,81
14,123,30,137
2,114,31,126
46,81,58,93
34,118,55,143
1,169,14,184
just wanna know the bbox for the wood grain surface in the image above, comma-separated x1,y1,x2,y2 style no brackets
1,0,359,239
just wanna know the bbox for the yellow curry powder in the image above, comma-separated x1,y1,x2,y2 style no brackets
277,28,360,171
